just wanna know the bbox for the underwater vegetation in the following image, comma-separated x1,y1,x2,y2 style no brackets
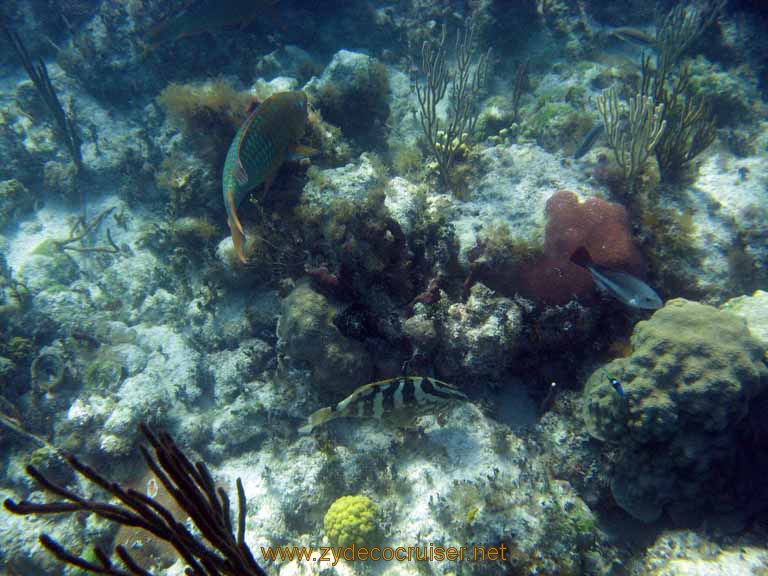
413,19,491,195
596,2,720,191
2,20,83,176
157,79,250,169
1,0,768,574
4,424,268,575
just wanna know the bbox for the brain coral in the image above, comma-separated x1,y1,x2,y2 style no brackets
582,299,768,523
323,495,379,548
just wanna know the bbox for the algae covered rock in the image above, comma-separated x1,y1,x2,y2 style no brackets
307,50,390,146
0,179,33,230
583,299,768,523
721,290,768,354
276,281,372,397
435,283,523,380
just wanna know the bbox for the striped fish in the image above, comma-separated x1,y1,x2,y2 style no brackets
299,377,468,434
222,90,311,262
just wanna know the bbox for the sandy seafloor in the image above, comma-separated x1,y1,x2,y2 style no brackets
1,1,768,575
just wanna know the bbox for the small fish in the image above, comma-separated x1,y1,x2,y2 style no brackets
607,374,626,397
222,91,314,262
299,376,468,434
145,0,280,51
606,27,656,48
540,381,558,413
573,124,604,159
570,247,663,310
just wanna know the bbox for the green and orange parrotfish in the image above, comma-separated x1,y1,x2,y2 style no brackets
222,90,312,263
145,0,281,50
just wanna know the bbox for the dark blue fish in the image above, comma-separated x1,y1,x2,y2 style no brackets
570,247,663,310
608,375,626,397
574,124,604,159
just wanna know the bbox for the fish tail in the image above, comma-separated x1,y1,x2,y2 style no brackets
570,246,593,268
225,187,247,263
299,406,335,434
228,216,247,263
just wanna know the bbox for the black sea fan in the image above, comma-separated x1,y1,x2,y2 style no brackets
3,424,268,576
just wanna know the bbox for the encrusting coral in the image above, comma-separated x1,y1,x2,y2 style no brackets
582,299,768,524
470,190,645,307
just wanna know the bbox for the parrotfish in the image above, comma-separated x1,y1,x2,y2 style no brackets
299,377,469,434
222,90,311,263
573,124,604,159
605,27,656,48
570,247,663,310
145,0,281,50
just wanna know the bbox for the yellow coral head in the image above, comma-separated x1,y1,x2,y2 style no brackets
323,495,380,549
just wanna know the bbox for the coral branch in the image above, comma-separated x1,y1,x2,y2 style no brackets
1,19,83,175
413,18,491,192
596,87,666,187
3,424,268,576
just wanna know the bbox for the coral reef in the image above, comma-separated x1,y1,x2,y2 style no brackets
0,179,33,230
2,1,768,574
582,299,768,523
472,190,644,306
276,280,372,397
308,50,390,148
639,530,768,575
721,290,768,353
687,56,758,127
430,283,523,381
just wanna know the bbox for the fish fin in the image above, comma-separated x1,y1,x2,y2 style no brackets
570,246,593,268
233,159,249,186
245,99,260,115
287,144,318,161
226,190,247,263
228,217,247,263
299,406,335,434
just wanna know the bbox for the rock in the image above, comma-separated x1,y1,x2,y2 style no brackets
209,339,273,404
384,177,421,235
435,283,523,379
583,299,768,523
100,325,201,456
0,179,33,230
721,290,768,354
277,281,372,397
306,50,390,146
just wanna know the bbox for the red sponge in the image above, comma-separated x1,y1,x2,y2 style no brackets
522,191,644,305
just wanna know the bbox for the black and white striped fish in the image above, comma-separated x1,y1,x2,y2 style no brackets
299,377,468,434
